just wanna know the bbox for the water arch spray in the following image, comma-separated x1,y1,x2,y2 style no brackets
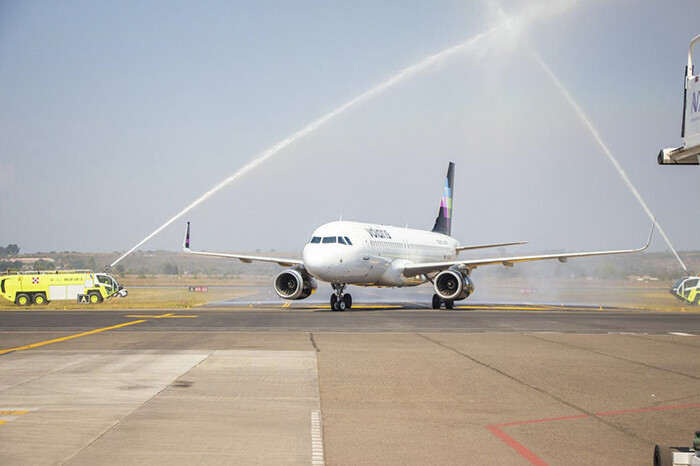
109,24,506,268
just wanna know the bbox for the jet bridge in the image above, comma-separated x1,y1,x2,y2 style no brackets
658,34,700,165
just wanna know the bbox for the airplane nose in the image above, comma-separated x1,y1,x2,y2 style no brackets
303,244,330,274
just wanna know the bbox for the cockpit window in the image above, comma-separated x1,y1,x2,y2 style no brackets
344,236,352,245
96,275,115,289
322,236,337,244
310,237,321,244
338,236,347,245
685,278,699,288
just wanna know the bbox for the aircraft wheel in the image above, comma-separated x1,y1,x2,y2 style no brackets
653,445,673,466
344,294,352,310
33,293,47,305
15,293,31,306
444,300,454,310
337,299,347,311
432,294,441,309
330,294,338,311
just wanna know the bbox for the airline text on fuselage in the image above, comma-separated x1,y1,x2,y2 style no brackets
365,227,392,239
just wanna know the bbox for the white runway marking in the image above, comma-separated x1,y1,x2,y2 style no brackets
311,411,324,465
669,332,695,336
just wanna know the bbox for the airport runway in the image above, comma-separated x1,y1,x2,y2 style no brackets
1,305,699,465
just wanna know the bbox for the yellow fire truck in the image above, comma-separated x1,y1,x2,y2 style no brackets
0,270,127,306
670,276,700,306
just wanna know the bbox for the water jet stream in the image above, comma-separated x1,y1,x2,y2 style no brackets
531,51,688,272
110,24,505,268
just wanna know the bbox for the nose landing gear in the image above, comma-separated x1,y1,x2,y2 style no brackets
330,283,352,311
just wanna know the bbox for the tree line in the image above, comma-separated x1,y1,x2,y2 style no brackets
0,244,20,256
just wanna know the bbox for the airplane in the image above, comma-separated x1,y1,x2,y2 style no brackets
183,162,653,311
658,33,700,165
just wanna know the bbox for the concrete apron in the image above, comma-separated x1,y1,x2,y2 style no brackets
0,349,322,465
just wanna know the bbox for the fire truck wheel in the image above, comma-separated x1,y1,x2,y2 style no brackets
88,292,103,304
33,293,47,305
15,294,31,306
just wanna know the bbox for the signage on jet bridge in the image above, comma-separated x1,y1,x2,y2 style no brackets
685,78,700,147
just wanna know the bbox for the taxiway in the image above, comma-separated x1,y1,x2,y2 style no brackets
1,304,698,465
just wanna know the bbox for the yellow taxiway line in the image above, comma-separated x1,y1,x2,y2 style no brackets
0,320,147,356
306,305,403,310
456,305,552,311
0,410,30,428
0,312,200,356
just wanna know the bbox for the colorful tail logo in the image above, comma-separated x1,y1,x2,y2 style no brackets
432,162,455,236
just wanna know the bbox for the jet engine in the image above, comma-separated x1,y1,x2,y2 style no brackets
434,268,474,301
274,267,317,300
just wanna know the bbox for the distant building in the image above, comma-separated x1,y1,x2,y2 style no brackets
628,275,659,282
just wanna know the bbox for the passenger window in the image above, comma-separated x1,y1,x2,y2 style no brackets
310,237,321,244
338,237,347,245
322,237,336,244
345,237,352,245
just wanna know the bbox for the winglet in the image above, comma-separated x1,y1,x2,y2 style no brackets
642,218,656,251
183,222,191,252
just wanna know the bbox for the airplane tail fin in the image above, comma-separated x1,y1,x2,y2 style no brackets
183,222,191,251
431,162,455,236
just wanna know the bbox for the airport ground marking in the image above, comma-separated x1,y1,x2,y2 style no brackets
308,304,402,310
311,411,324,465
0,320,147,356
0,410,30,427
0,410,29,416
124,312,198,319
487,402,700,465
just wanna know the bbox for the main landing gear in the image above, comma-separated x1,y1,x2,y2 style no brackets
330,283,352,311
432,294,454,310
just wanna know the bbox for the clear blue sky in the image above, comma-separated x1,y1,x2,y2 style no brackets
1,0,699,261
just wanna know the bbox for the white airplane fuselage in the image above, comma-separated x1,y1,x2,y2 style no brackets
302,220,459,287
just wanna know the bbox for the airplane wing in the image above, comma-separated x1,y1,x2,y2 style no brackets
182,222,303,267
456,241,527,252
403,222,654,277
